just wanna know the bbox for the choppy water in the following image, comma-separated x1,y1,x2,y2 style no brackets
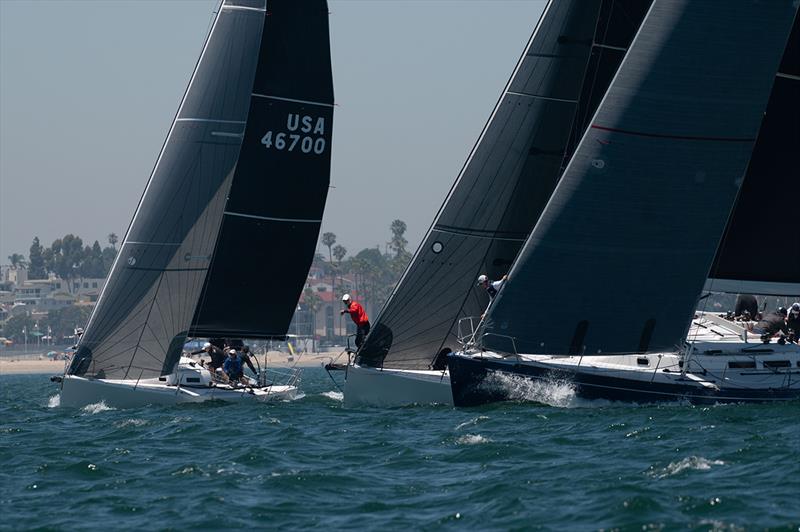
1,370,798,530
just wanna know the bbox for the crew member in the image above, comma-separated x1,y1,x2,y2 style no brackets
734,294,758,320
226,338,257,374
787,303,800,343
223,348,244,383
341,294,370,348
752,307,788,343
477,274,507,299
202,341,226,371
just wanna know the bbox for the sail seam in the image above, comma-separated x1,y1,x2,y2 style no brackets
590,125,755,142
507,91,578,103
223,211,322,223
251,93,334,108
175,118,247,124
221,5,266,12
593,43,627,52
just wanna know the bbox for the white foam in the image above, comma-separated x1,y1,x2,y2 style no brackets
482,372,580,408
456,434,491,445
47,395,61,408
81,401,115,414
455,415,490,431
652,456,725,478
320,390,343,402
116,418,148,428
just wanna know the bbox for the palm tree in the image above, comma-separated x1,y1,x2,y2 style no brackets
7,253,27,269
321,232,337,336
107,233,118,250
303,287,322,352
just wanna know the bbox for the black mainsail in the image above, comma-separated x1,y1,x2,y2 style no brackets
481,0,797,357
706,12,800,297
69,0,333,379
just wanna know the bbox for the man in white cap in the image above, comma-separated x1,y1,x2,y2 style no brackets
340,293,370,348
477,273,508,300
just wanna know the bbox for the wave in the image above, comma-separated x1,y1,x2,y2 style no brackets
320,390,343,402
650,456,725,478
455,415,490,431
455,434,491,445
47,395,60,408
81,401,115,414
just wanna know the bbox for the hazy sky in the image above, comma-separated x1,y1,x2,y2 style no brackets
0,0,545,262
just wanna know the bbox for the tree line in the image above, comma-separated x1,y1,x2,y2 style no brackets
6,233,119,292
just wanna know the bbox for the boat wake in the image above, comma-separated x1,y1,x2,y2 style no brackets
47,395,60,408
320,390,343,402
650,456,725,478
482,371,580,407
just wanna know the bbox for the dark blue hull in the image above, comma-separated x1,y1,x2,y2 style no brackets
447,354,800,407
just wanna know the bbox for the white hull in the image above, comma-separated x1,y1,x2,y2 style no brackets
59,357,298,408
60,375,297,408
344,364,452,407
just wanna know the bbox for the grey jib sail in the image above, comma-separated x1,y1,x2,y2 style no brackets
70,0,333,379
357,0,604,369
706,12,800,297
481,0,797,357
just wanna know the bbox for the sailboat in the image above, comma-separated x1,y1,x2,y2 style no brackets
447,0,800,407
341,0,653,407
58,0,335,408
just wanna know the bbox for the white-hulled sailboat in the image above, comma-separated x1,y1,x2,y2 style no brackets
57,0,335,408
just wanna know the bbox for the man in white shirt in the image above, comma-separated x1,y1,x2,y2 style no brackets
477,274,507,299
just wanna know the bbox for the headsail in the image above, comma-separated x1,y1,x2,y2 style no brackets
706,13,800,297
482,0,797,357
190,0,334,338
70,0,333,379
356,0,603,369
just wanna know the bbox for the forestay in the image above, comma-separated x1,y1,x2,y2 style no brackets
706,12,800,297
356,0,603,370
70,0,333,379
482,0,797,357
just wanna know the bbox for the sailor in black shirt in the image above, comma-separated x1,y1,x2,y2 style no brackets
734,294,758,320
753,307,788,342
787,303,800,343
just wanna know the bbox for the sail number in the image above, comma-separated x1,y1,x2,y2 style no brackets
261,113,327,155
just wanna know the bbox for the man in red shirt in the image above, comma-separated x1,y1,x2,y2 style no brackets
340,294,370,348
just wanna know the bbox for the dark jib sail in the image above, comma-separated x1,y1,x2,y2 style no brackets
189,1,334,338
70,0,333,379
706,12,800,297
481,0,797,357
356,0,603,370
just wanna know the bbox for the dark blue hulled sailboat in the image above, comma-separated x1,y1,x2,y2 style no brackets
448,0,800,406
60,0,334,407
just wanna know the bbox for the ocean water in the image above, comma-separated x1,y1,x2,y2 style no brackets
1,370,798,531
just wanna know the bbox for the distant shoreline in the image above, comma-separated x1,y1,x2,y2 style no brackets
0,350,347,375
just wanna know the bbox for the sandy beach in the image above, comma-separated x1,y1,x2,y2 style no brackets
0,350,348,375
